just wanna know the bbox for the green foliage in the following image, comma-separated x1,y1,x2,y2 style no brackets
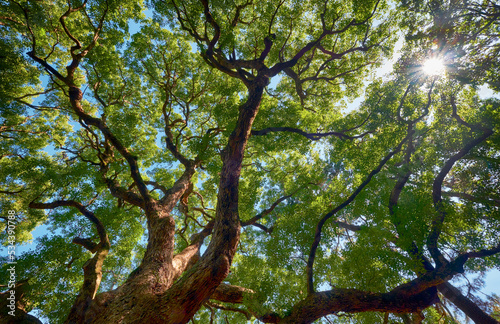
1,0,499,323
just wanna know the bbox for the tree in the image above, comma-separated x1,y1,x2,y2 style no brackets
0,0,499,323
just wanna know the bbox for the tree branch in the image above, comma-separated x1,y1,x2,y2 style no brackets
28,199,110,318
278,286,438,324
205,301,252,320
251,126,373,141
241,187,302,228
427,127,493,267
438,282,500,324
172,221,214,281
442,191,500,207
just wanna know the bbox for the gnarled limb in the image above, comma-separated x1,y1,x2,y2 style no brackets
278,286,439,324
102,177,145,208
210,283,255,304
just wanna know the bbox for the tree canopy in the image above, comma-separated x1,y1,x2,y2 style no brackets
0,0,499,323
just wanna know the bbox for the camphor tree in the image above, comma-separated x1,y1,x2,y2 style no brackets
0,0,499,322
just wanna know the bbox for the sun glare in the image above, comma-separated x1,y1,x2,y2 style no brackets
422,58,446,76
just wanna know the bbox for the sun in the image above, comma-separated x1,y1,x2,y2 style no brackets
422,58,446,76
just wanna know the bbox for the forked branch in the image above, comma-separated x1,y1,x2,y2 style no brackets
306,131,412,294
28,199,110,305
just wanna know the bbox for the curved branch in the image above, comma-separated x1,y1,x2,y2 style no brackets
68,92,151,202
241,187,302,227
268,0,381,78
102,177,145,208
28,199,110,322
146,180,169,195
200,0,220,53
162,101,194,167
427,128,494,267
29,200,107,244
332,220,363,232
450,96,491,132
59,1,87,50
72,237,99,253
210,283,255,304
278,286,438,324
60,0,108,81
396,81,433,124
251,127,372,141
27,51,68,85
205,301,252,320
307,131,412,294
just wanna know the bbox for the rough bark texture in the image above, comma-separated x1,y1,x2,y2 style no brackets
277,288,439,324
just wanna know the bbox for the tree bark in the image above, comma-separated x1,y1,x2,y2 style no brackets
59,80,267,324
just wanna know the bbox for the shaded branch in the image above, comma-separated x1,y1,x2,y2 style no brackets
280,249,496,323
29,198,110,323
396,81,434,124
442,191,500,207
210,283,255,304
450,96,491,132
27,51,68,85
102,177,145,208
427,128,494,267
72,237,99,253
172,221,214,281
251,127,372,141
278,286,438,324
29,200,107,245
59,0,88,51
205,301,252,320
332,220,362,232
146,180,169,195
307,131,412,294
